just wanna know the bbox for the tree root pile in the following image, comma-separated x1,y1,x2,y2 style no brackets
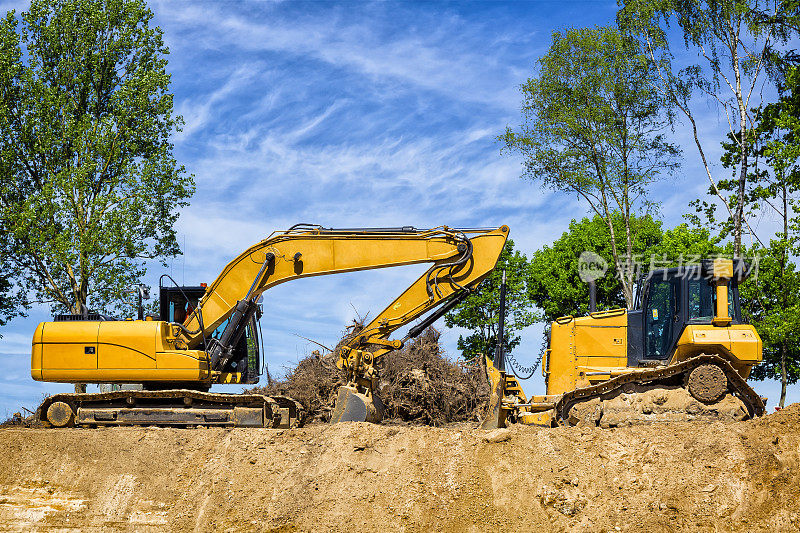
245,351,345,422
378,328,489,425
0,411,38,428
248,327,489,425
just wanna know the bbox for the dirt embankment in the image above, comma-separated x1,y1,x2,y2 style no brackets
1,404,799,532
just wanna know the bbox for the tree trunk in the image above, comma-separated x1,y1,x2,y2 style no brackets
601,198,633,309
624,211,634,309
779,182,788,409
780,341,787,409
733,144,748,258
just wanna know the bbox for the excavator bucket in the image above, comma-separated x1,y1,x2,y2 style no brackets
330,385,384,423
481,355,507,430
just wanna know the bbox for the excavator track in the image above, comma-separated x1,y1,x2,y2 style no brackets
36,390,306,429
553,354,765,426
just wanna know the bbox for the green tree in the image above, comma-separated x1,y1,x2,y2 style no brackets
0,238,25,335
444,240,535,362
528,214,720,322
618,0,789,256
741,245,800,407
733,65,800,407
0,0,193,317
501,26,679,309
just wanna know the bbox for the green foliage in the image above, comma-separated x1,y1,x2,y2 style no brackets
500,25,679,307
0,231,26,333
444,240,536,362
0,0,194,317
748,0,800,70
619,0,785,256
528,214,720,322
758,66,800,190
727,64,800,405
740,244,800,403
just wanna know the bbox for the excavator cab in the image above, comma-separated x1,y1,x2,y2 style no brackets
158,285,262,385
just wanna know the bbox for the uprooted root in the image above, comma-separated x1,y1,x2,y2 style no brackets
248,326,489,425
379,328,489,425
245,350,345,423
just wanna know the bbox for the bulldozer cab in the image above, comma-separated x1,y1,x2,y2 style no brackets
629,261,745,366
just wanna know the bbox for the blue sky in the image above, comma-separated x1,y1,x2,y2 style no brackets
0,0,796,417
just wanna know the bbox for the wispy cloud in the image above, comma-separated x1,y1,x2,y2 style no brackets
156,1,528,110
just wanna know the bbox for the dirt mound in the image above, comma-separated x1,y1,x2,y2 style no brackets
249,327,488,425
1,403,798,531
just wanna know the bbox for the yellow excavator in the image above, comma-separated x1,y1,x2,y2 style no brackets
32,224,508,428
483,258,765,428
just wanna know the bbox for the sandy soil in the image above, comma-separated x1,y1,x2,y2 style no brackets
1,403,798,532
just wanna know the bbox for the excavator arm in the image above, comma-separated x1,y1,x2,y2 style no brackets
331,227,509,419
179,225,507,403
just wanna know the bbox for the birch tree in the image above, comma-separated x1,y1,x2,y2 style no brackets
501,26,679,308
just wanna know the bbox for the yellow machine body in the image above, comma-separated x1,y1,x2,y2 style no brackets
484,258,765,428
31,320,209,383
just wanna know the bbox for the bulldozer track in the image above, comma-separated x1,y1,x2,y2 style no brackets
36,390,306,429
553,354,765,426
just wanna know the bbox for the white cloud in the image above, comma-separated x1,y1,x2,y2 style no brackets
0,332,31,355
155,1,525,110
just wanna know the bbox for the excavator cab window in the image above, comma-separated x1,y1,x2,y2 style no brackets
208,314,262,384
158,286,205,323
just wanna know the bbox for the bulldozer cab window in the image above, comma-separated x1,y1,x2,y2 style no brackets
688,279,739,323
645,277,679,359
688,279,714,322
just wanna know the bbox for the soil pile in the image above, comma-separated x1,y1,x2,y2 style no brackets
248,327,488,424
1,403,798,531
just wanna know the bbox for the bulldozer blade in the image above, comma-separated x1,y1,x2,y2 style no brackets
330,385,384,423
481,354,507,430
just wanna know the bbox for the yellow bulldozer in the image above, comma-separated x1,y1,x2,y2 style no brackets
483,258,765,428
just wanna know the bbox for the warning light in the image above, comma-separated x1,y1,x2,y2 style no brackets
200,283,207,288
